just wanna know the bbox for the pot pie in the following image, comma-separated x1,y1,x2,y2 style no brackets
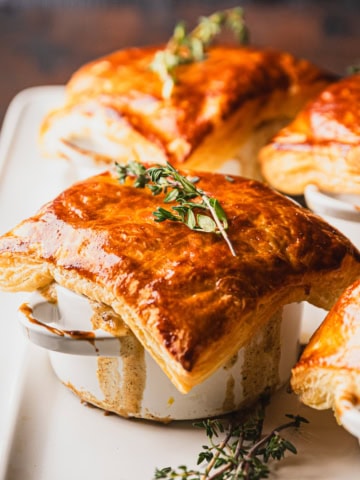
259,73,360,195
0,167,360,395
291,279,360,430
39,44,335,179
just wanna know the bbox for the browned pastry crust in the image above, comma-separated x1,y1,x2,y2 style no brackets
0,169,359,393
259,73,360,195
291,280,360,421
39,45,335,177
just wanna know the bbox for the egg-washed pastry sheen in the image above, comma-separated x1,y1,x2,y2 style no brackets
0,169,359,394
291,280,360,423
259,73,360,194
39,45,335,178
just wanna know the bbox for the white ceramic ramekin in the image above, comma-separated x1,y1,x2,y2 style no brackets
18,285,302,422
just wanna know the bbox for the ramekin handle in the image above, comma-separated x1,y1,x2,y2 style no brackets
17,291,121,356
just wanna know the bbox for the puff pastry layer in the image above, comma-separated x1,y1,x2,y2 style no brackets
259,73,360,194
291,280,360,423
39,45,334,178
1,169,359,393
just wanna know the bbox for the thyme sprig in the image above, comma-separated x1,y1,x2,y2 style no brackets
154,402,308,480
348,64,360,74
115,160,236,256
151,7,249,98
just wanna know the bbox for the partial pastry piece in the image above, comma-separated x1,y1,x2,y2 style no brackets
39,41,335,179
291,280,360,436
0,168,360,394
259,73,360,195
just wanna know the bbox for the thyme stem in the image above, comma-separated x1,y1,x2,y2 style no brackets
202,425,234,480
202,194,236,257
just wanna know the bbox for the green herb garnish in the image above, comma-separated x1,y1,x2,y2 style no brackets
151,7,249,98
154,399,308,479
115,160,236,256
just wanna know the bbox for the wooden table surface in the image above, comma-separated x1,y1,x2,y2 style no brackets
1,0,359,128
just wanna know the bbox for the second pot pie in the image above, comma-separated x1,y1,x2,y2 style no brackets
39,44,335,179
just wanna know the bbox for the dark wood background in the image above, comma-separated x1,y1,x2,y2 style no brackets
1,0,359,128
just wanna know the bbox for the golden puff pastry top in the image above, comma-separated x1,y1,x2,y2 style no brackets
293,279,360,375
259,73,360,194
40,45,335,167
291,279,360,416
0,169,359,393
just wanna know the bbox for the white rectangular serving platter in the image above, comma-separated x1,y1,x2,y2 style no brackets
0,87,359,480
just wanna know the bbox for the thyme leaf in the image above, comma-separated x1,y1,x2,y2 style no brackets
115,161,236,256
154,399,308,480
151,7,249,98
